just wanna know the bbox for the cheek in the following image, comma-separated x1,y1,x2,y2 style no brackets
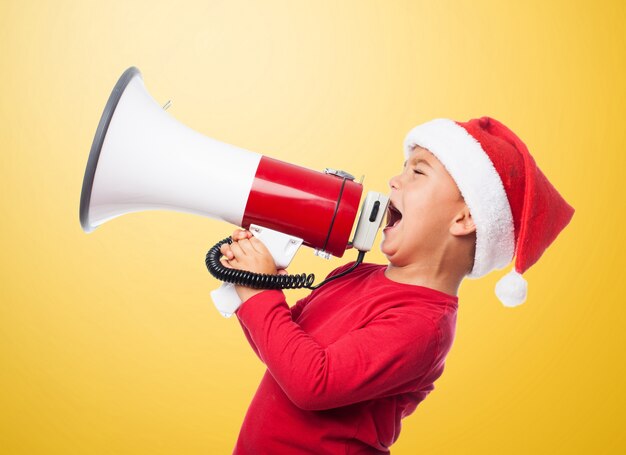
404,185,440,218
404,187,454,231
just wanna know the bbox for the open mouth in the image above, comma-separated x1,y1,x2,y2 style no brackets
385,202,403,229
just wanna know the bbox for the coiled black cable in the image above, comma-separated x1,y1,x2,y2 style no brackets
205,236,366,291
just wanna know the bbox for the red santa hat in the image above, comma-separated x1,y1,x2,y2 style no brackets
403,116,575,307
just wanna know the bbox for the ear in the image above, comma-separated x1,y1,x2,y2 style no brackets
450,205,476,237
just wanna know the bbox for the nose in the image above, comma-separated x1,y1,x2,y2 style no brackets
388,173,401,190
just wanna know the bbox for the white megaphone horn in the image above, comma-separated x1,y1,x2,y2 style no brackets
80,67,389,317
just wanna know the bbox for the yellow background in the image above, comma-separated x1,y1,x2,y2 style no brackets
1,0,624,453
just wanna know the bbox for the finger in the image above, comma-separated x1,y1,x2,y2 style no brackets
249,236,270,254
277,269,288,276
232,229,252,241
230,241,246,258
220,257,233,268
220,244,235,260
237,238,260,255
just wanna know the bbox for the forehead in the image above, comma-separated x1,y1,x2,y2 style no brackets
407,145,439,164
406,144,462,198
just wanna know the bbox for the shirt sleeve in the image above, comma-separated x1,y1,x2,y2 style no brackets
234,262,356,361
289,293,312,322
236,289,439,411
236,292,312,361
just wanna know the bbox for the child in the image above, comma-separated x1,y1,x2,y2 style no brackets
219,116,574,454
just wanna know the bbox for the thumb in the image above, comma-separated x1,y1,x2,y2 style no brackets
277,269,288,276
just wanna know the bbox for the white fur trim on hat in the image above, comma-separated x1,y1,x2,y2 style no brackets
403,118,515,278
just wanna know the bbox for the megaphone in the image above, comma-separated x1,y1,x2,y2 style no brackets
80,67,389,317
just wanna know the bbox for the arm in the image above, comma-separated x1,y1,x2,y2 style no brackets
237,290,439,411
288,294,311,322
222,231,439,410
236,291,312,361
288,262,354,322
224,226,354,360
235,263,350,361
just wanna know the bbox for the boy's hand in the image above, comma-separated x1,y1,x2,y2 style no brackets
219,229,287,302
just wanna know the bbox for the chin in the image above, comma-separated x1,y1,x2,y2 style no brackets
379,237,392,256
379,240,399,263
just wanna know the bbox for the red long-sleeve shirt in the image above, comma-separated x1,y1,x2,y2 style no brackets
233,262,458,454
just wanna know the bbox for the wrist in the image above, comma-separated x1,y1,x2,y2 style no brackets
235,286,266,303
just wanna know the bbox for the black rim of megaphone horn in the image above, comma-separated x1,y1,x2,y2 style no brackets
79,66,142,233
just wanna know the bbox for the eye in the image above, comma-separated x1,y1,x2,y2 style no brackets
413,169,425,175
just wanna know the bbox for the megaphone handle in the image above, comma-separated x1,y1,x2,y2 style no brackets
209,226,307,318
207,243,366,318
206,226,368,318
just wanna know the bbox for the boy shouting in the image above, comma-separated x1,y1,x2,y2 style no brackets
219,116,574,454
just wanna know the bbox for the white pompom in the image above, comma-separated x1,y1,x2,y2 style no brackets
495,269,527,307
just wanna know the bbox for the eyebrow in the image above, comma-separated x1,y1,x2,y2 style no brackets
403,158,433,168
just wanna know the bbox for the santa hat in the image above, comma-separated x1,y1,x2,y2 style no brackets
403,117,575,307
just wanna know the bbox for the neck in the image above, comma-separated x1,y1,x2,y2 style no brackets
384,246,469,297
385,263,464,297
